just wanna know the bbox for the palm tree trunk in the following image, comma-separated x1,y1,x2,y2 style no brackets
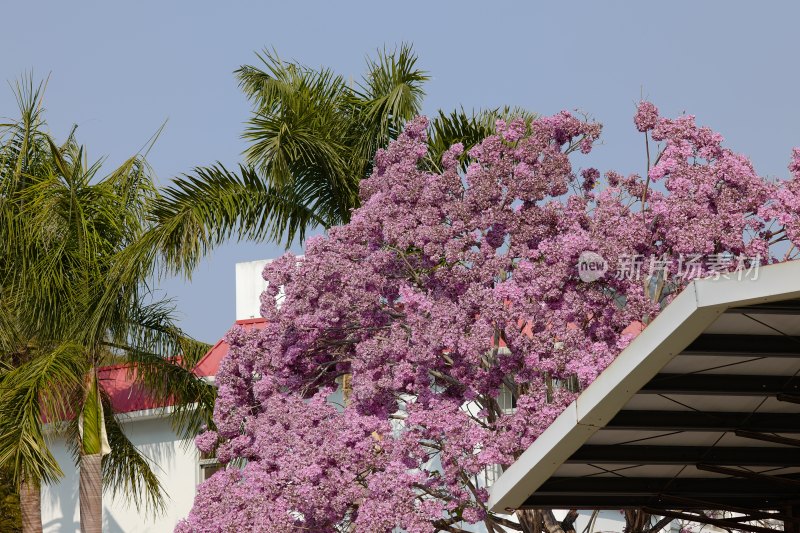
79,453,103,533
20,477,42,533
79,372,106,533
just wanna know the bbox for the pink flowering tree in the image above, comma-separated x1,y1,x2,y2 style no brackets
178,105,799,533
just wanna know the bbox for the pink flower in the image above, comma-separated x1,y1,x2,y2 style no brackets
181,106,797,531
634,100,659,132
194,430,218,455
790,147,800,177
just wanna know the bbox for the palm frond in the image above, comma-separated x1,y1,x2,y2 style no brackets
149,163,327,271
426,107,539,171
0,341,86,485
104,346,216,442
118,299,210,367
355,43,427,140
100,393,167,515
347,43,428,179
0,75,50,192
426,108,496,171
100,296,216,439
237,50,351,183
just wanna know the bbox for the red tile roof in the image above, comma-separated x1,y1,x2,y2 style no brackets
193,318,268,379
99,362,171,415
90,318,268,416
97,317,637,416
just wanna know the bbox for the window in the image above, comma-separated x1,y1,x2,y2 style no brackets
198,451,222,482
496,382,516,415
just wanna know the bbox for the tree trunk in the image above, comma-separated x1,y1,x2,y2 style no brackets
20,477,42,533
79,371,108,533
541,509,567,533
513,509,579,533
785,506,799,533
624,509,653,532
79,453,103,533
561,510,579,533
515,509,541,533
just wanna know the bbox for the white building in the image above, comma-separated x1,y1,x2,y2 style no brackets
40,260,270,532
42,410,200,532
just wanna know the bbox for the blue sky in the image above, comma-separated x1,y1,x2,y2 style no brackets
2,1,798,343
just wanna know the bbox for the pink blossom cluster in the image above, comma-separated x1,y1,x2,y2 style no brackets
761,147,800,252
178,104,799,532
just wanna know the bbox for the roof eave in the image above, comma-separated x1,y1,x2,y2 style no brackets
488,260,800,514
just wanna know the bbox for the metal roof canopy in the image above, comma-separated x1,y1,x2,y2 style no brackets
488,261,800,533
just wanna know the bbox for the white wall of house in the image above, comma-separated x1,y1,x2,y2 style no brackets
235,258,271,320
41,414,199,533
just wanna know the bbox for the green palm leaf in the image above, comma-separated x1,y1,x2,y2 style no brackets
0,76,215,526
152,44,536,271
0,341,86,485
100,394,167,515
149,163,327,272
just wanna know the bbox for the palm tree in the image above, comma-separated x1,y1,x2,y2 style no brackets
0,78,215,533
150,44,535,272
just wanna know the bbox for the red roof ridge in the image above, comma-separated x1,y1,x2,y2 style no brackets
193,318,269,379
234,317,268,325
45,319,270,420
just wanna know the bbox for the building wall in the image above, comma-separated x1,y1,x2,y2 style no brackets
235,259,271,320
41,415,199,533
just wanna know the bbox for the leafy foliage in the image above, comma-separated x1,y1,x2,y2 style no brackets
152,44,534,273
0,77,214,517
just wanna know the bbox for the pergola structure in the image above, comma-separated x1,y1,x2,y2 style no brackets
489,261,800,533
